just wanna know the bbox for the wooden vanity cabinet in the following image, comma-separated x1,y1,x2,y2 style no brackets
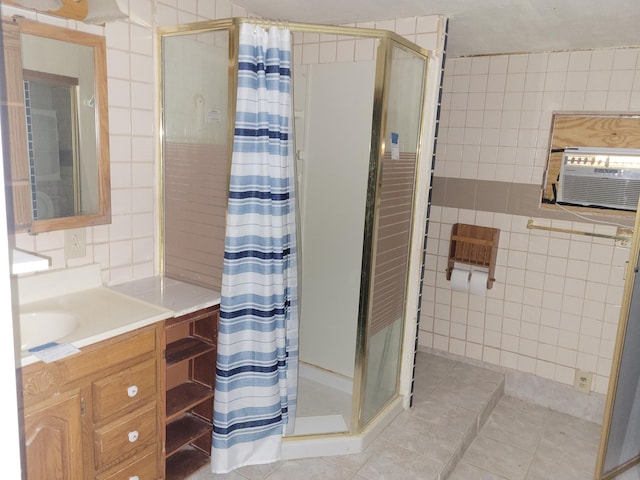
22,388,84,479
19,323,163,479
164,305,219,480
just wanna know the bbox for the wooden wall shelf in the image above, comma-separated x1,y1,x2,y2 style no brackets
446,223,500,289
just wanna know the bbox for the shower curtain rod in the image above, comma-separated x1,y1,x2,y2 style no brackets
242,16,292,29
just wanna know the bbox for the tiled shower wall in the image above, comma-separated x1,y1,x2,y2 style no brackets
420,47,640,395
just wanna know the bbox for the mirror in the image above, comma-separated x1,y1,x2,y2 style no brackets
3,19,110,233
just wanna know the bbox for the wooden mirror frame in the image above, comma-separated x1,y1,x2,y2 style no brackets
2,17,110,234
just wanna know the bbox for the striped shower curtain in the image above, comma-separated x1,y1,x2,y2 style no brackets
211,23,298,474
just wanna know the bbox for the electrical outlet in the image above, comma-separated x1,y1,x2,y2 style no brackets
574,370,593,393
64,228,86,260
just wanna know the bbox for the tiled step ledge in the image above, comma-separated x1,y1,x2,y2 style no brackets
418,346,605,425
439,376,504,479
411,352,506,480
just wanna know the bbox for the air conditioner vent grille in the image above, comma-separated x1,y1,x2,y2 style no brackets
561,176,640,210
558,148,640,211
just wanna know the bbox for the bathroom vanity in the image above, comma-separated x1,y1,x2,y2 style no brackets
16,265,221,479
21,323,163,479
110,275,221,479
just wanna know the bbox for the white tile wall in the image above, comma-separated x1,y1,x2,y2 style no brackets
422,46,640,393
421,205,629,394
293,16,440,66
436,47,640,185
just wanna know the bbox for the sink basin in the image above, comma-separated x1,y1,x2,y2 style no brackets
19,311,79,351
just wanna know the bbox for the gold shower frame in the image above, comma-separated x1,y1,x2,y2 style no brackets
157,17,429,438
594,204,640,478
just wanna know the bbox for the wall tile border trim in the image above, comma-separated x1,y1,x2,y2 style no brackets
432,176,634,227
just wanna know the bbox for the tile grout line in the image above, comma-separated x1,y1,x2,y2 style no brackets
439,375,506,480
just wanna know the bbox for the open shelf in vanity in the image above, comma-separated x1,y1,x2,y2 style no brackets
164,305,219,480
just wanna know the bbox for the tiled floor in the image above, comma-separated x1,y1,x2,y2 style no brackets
187,352,602,480
449,396,601,479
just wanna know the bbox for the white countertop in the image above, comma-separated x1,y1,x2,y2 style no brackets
16,266,219,367
19,287,173,367
108,276,221,317
11,249,50,275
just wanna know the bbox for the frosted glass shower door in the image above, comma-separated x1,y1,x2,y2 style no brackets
359,44,426,426
297,60,375,380
162,29,230,288
293,58,377,435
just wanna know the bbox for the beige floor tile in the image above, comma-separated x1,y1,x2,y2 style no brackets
533,434,598,478
428,379,498,412
479,406,545,452
322,440,379,473
417,352,459,376
450,396,602,480
411,376,445,398
189,461,282,480
446,362,505,386
408,395,478,432
492,396,552,426
379,411,467,463
525,454,595,480
190,355,603,480
463,435,533,480
189,466,249,479
449,461,510,480
543,410,601,449
235,461,282,479
535,412,600,476
265,458,355,480
356,442,441,480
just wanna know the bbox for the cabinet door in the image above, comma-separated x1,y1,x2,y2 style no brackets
23,388,84,480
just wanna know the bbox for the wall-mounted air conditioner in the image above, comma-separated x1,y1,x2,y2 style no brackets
557,147,640,211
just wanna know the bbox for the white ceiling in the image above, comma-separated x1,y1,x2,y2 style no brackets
232,0,640,57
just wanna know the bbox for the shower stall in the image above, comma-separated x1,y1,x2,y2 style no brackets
159,17,430,457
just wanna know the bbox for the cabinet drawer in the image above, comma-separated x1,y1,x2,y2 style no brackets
94,402,157,469
96,448,158,480
21,325,158,408
93,358,157,422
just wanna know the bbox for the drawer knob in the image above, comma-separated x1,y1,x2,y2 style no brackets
128,430,139,443
127,385,139,398
129,477,139,480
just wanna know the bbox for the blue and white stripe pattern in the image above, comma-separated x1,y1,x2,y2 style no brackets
211,23,298,474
